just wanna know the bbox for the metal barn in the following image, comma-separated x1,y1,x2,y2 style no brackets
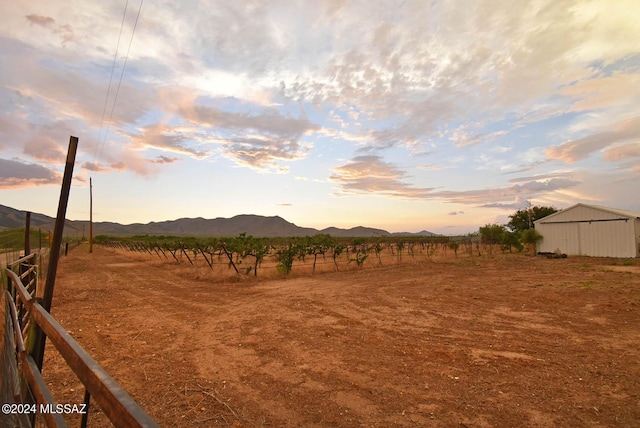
534,204,640,258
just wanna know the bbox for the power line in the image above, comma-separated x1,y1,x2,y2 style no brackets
94,0,144,170
94,0,129,168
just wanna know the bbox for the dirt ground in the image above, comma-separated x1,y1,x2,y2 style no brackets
40,245,640,427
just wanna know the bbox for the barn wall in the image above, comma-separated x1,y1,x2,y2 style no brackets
536,205,638,258
537,222,580,254
579,220,635,257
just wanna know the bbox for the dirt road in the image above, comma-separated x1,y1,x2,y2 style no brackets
43,245,640,427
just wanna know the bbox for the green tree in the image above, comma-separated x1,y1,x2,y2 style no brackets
276,241,300,274
479,224,506,254
507,205,557,233
447,241,460,257
348,238,369,267
479,224,505,245
332,243,345,271
520,228,543,255
232,234,271,276
499,230,523,253
305,234,333,274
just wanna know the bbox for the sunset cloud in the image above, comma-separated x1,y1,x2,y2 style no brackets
436,178,580,206
602,142,640,162
81,162,108,173
546,116,640,163
149,155,180,164
330,155,434,198
0,0,639,231
0,158,59,188
451,130,508,148
220,135,311,172
23,137,66,162
25,14,55,27
330,153,580,208
128,123,210,159
179,103,320,170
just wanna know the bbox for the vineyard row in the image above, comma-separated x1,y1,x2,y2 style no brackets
96,234,484,276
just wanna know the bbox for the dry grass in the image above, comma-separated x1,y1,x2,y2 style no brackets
108,244,464,284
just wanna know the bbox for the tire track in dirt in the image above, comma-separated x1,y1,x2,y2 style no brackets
42,245,640,427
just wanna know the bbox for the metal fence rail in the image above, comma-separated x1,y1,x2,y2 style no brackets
4,255,158,428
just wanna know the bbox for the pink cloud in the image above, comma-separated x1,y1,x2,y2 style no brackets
0,158,60,189
602,142,640,162
81,162,108,172
23,137,65,162
149,156,180,164
330,155,434,198
25,14,55,27
561,73,640,113
546,116,640,163
25,14,75,44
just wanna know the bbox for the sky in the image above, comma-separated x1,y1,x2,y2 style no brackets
1,0,639,235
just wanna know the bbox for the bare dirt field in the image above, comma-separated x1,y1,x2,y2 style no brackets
42,245,640,427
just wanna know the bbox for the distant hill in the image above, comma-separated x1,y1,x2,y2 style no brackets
0,204,439,238
0,204,60,229
391,230,440,237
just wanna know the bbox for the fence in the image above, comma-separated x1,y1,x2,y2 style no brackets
2,252,158,427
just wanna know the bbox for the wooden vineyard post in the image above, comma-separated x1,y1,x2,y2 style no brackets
90,177,93,254
32,135,78,370
24,211,31,257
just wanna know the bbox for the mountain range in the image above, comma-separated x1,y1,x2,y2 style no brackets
0,204,438,238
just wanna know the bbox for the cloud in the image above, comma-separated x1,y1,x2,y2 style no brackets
433,178,580,206
23,137,65,162
219,136,311,172
110,161,126,171
330,155,434,198
0,158,60,188
507,171,579,184
181,103,319,169
546,116,640,162
279,0,610,151
127,123,210,159
74,174,87,183
81,162,108,172
416,164,452,171
448,211,464,216
560,71,640,113
25,14,75,45
25,15,55,27
149,155,180,164
184,105,319,141
450,130,508,148
480,202,524,210
602,142,640,162
106,151,154,176
1,0,640,218
82,152,154,177
329,155,580,208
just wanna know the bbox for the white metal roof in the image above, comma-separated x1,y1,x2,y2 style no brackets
534,203,640,224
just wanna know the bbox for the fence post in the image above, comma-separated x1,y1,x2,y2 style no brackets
32,135,78,370
90,177,93,254
24,212,31,257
